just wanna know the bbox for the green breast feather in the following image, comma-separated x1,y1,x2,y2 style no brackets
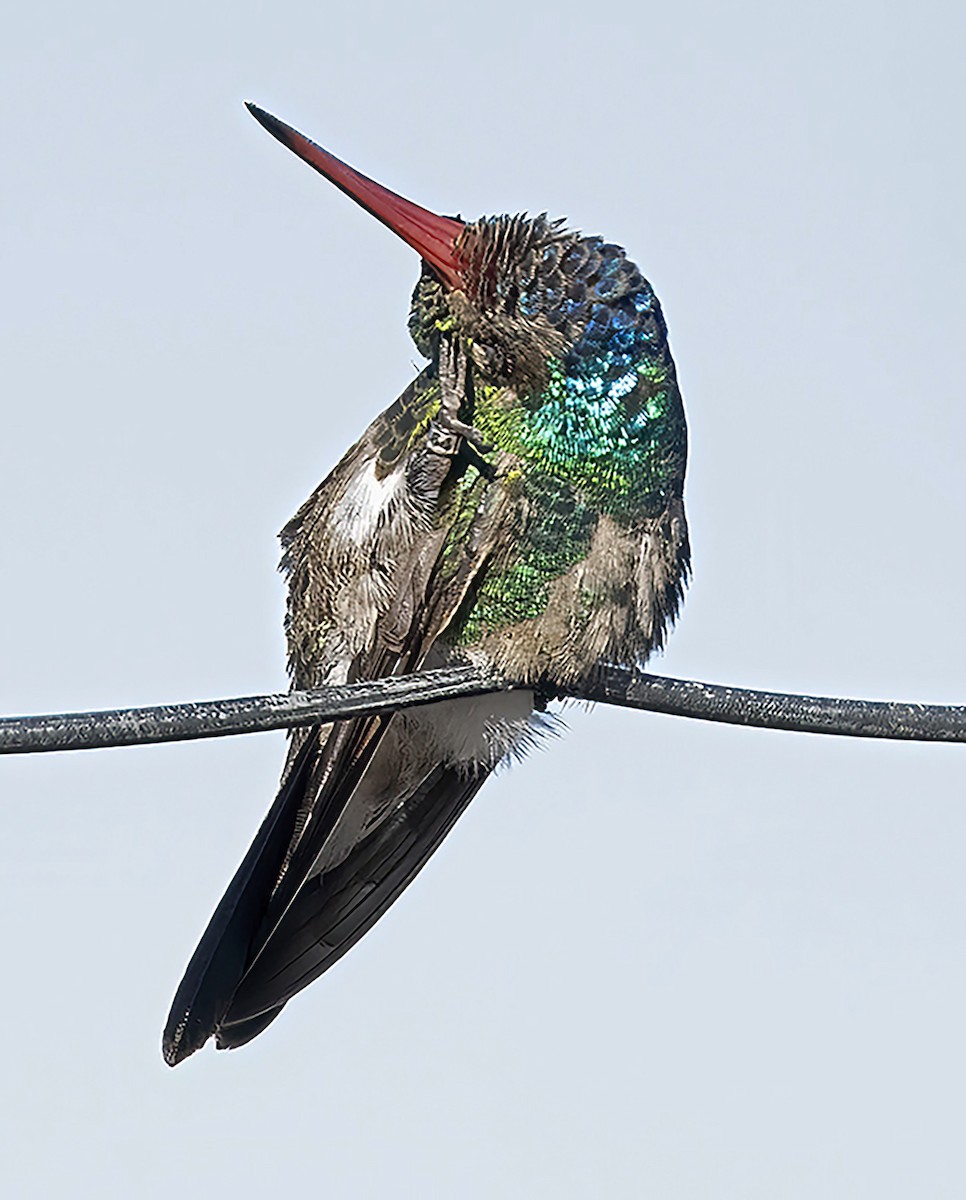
441,352,687,647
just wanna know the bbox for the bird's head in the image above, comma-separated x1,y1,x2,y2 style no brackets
246,105,664,402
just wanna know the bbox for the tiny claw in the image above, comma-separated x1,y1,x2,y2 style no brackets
440,414,493,453
459,441,498,481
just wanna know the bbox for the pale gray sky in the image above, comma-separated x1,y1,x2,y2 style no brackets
3,1,965,1195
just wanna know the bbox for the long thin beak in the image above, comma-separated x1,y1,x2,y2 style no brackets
245,103,465,290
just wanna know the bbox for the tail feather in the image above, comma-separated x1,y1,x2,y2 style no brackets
163,723,487,1064
219,764,487,1032
161,731,320,1066
214,1006,285,1052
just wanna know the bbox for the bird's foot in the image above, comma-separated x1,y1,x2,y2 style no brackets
429,335,493,467
436,409,493,453
438,336,467,416
423,410,494,468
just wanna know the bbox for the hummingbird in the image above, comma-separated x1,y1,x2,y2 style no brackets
162,103,690,1065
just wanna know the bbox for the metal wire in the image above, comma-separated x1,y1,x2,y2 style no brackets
1,665,964,755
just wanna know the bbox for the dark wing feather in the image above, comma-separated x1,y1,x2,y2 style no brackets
162,730,321,1065
217,765,487,1044
164,714,399,1065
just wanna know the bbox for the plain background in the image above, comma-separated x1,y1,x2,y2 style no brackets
2,1,965,1195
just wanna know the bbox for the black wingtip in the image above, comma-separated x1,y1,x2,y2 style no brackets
215,1005,286,1051
160,731,321,1067
162,995,223,1067
162,1016,199,1068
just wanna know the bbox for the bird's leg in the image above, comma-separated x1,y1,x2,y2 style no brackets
426,338,493,458
409,339,496,505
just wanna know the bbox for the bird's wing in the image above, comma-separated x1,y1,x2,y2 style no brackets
161,726,323,1064
163,365,516,1065
217,764,487,1047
